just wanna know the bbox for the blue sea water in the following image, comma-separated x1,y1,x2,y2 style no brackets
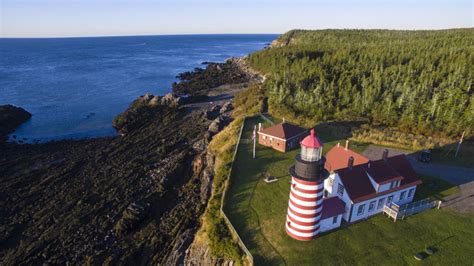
0,34,277,142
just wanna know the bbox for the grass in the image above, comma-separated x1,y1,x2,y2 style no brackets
197,118,245,262
224,116,474,265
429,141,474,168
415,175,460,201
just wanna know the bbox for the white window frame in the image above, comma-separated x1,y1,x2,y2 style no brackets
387,195,394,205
357,204,365,216
408,188,415,198
377,198,385,209
400,191,406,201
368,200,376,212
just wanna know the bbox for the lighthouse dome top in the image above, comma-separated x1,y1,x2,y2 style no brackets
301,129,323,148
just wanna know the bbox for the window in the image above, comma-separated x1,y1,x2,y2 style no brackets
400,191,406,201
357,204,365,216
390,181,397,189
408,188,415,198
369,201,376,212
332,216,338,224
377,198,385,209
337,184,344,197
387,195,394,205
323,190,329,198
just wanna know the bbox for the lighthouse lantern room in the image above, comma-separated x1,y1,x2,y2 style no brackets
285,129,329,241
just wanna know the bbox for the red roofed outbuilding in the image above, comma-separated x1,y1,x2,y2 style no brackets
258,122,308,152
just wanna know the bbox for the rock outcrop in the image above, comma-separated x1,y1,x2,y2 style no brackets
172,60,250,95
0,105,31,143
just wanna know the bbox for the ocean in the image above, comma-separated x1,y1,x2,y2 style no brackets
0,34,277,142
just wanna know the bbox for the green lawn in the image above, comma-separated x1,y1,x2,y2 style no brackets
224,116,474,265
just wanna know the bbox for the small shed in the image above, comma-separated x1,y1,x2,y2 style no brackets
258,122,308,152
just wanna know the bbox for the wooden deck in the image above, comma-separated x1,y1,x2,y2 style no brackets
383,199,441,221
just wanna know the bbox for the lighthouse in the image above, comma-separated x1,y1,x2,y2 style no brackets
285,128,328,241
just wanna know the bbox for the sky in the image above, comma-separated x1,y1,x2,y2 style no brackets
1,0,472,37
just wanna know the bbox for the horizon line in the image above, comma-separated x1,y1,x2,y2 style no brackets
1,27,472,39
0,33,282,39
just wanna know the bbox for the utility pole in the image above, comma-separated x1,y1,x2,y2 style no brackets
455,131,465,158
252,125,257,159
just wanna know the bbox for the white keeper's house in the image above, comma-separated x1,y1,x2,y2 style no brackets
285,130,422,241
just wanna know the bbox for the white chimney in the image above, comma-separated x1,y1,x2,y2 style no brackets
345,140,349,150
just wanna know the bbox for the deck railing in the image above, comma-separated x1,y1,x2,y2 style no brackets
383,199,441,221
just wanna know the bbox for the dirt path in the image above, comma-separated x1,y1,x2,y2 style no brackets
362,145,474,185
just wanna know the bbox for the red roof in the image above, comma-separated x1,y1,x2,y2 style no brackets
325,145,369,172
387,154,423,186
363,159,403,184
337,165,376,202
258,122,307,140
321,196,346,219
334,152,422,203
301,129,323,148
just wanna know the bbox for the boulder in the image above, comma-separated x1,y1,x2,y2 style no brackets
160,93,182,107
220,101,233,114
114,202,151,235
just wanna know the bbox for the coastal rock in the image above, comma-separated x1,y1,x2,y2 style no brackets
172,61,250,95
208,118,221,135
112,93,183,134
0,105,32,143
160,93,182,107
115,202,151,235
208,116,231,136
220,101,233,114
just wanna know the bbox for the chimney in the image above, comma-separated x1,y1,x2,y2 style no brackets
283,118,286,123
348,156,354,169
337,142,340,147
382,149,389,161
345,140,349,150
258,123,262,131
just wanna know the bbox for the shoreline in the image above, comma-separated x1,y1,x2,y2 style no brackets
0,53,265,264
4,56,261,145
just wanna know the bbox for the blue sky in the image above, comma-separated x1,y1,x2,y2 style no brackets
1,0,472,37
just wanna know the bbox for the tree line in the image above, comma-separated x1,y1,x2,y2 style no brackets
248,29,473,138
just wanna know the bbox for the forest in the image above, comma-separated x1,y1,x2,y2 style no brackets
248,29,473,138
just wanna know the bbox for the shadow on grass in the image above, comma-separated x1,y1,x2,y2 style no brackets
314,120,366,143
414,175,459,201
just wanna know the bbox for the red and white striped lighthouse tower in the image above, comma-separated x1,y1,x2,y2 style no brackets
286,129,328,241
